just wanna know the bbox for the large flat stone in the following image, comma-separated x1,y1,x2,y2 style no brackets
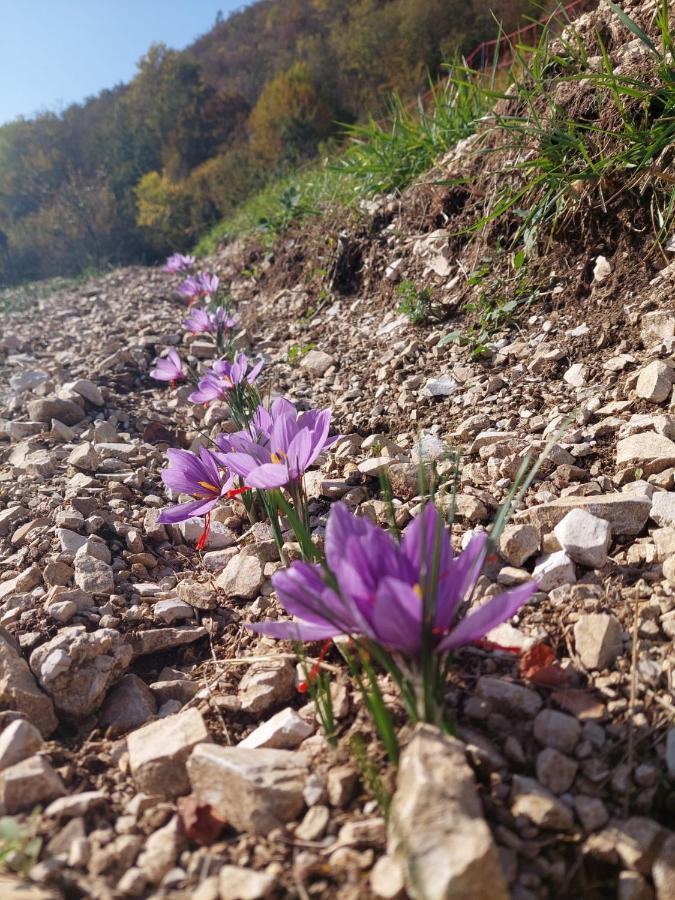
130,626,207,656
30,626,132,719
187,743,308,834
0,755,65,815
0,629,57,737
526,493,651,536
127,708,208,797
616,433,675,476
388,724,508,900
26,397,84,427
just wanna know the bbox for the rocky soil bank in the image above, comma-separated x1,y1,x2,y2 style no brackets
0,214,673,899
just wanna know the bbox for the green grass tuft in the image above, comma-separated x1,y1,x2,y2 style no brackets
335,66,491,197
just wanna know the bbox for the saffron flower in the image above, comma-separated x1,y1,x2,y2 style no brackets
221,399,337,490
184,306,237,335
178,272,219,305
157,447,234,524
189,353,263,404
248,502,537,653
163,253,195,274
215,396,293,455
150,348,186,384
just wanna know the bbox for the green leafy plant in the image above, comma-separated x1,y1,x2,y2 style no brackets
0,810,42,874
257,185,305,236
440,253,537,357
396,279,434,324
287,342,316,365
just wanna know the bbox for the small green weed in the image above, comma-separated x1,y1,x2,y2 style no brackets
0,810,42,874
348,734,391,816
257,185,307,237
396,279,434,324
287,343,316,365
441,251,537,357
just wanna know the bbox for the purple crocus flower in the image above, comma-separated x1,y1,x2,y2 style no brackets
178,272,220,305
184,306,237,335
214,396,293,456
189,353,263,404
163,253,195,273
211,307,238,332
221,398,337,490
183,306,212,334
248,502,537,654
150,348,186,384
157,447,234,524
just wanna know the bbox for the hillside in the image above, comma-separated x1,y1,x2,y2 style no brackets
0,0,537,287
1,0,675,898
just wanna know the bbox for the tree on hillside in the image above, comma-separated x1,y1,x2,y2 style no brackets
248,61,337,165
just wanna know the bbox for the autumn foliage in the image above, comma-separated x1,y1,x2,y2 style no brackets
0,0,538,285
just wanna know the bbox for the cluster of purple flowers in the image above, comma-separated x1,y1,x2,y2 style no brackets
156,396,335,523
178,273,219,306
163,253,195,274
250,502,536,655
189,353,263,405
218,396,337,490
152,256,241,390
152,248,538,735
184,306,237,335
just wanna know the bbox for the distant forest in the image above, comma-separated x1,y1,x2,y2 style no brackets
0,0,536,285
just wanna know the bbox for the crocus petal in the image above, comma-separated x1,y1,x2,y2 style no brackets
157,497,218,524
167,348,182,369
270,413,298,458
306,409,332,461
401,503,452,588
252,405,274,436
273,563,353,629
245,462,290,489
229,359,245,385
324,502,372,572
247,359,264,383
436,581,538,653
198,446,224,489
160,447,224,499
247,620,341,641
223,451,266,479
435,531,489,629
161,449,203,495
286,428,313,479
372,577,423,654
150,367,173,381
271,397,296,419
189,378,223,404
334,529,405,625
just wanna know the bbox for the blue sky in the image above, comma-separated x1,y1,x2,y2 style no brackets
0,1,252,125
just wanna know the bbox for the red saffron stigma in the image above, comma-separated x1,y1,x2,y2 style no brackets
298,639,332,693
196,512,211,551
226,486,251,498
